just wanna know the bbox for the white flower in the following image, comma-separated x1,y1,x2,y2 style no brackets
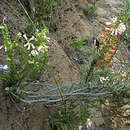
31,50,39,56
115,29,118,35
29,36,35,41
44,45,49,51
105,17,117,26
105,17,126,35
36,29,39,32
79,125,83,130
86,118,92,128
117,23,126,35
112,17,117,23
5,47,7,52
0,65,8,70
24,43,35,50
111,22,126,35
0,45,3,49
3,65,8,70
37,45,44,52
23,34,28,40
105,27,110,31
38,45,49,52
100,77,109,83
5,87,9,91
111,29,115,35
106,22,112,25
110,28,118,35
79,125,82,130
120,71,127,77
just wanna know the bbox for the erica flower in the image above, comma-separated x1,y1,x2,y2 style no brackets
106,22,112,26
112,17,117,23
104,54,113,63
29,36,35,41
86,118,92,128
24,42,35,50
109,48,116,55
0,65,8,70
37,45,44,52
23,34,35,41
105,63,114,68
31,50,39,56
78,125,82,130
96,61,102,66
23,34,28,40
0,45,3,50
117,23,126,35
105,17,126,35
100,77,109,83
23,34,35,50
38,45,49,52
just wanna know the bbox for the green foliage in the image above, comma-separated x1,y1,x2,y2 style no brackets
49,102,91,129
71,38,88,51
0,24,49,92
83,4,97,18
6,87,14,95
49,110,69,130
34,0,61,22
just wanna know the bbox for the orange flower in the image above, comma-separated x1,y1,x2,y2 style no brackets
101,39,106,43
112,37,118,41
113,42,118,46
106,25,111,28
106,29,111,33
105,63,113,68
96,61,102,66
103,32,107,36
117,35,120,39
109,48,116,55
108,44,113,48
112,46,116,50
104,54,113,63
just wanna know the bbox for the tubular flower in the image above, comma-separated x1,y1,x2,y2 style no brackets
23,34,28,40
105,18,126,35
96,17,126,68
117,23,126,35
104,54,113,63
24,42,35,50
31,50,39,56
37,45,44,52
109,48,116,55
96,61,102,66
0,65,8,70
86,119,92,128
38,45,49,52
105,63,113,68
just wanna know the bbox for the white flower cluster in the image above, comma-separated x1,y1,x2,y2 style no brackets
100,76,109,83
23,34,49,56
105,17,126,35
0,65,8,70
86,118,92,128
78,118,92,130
